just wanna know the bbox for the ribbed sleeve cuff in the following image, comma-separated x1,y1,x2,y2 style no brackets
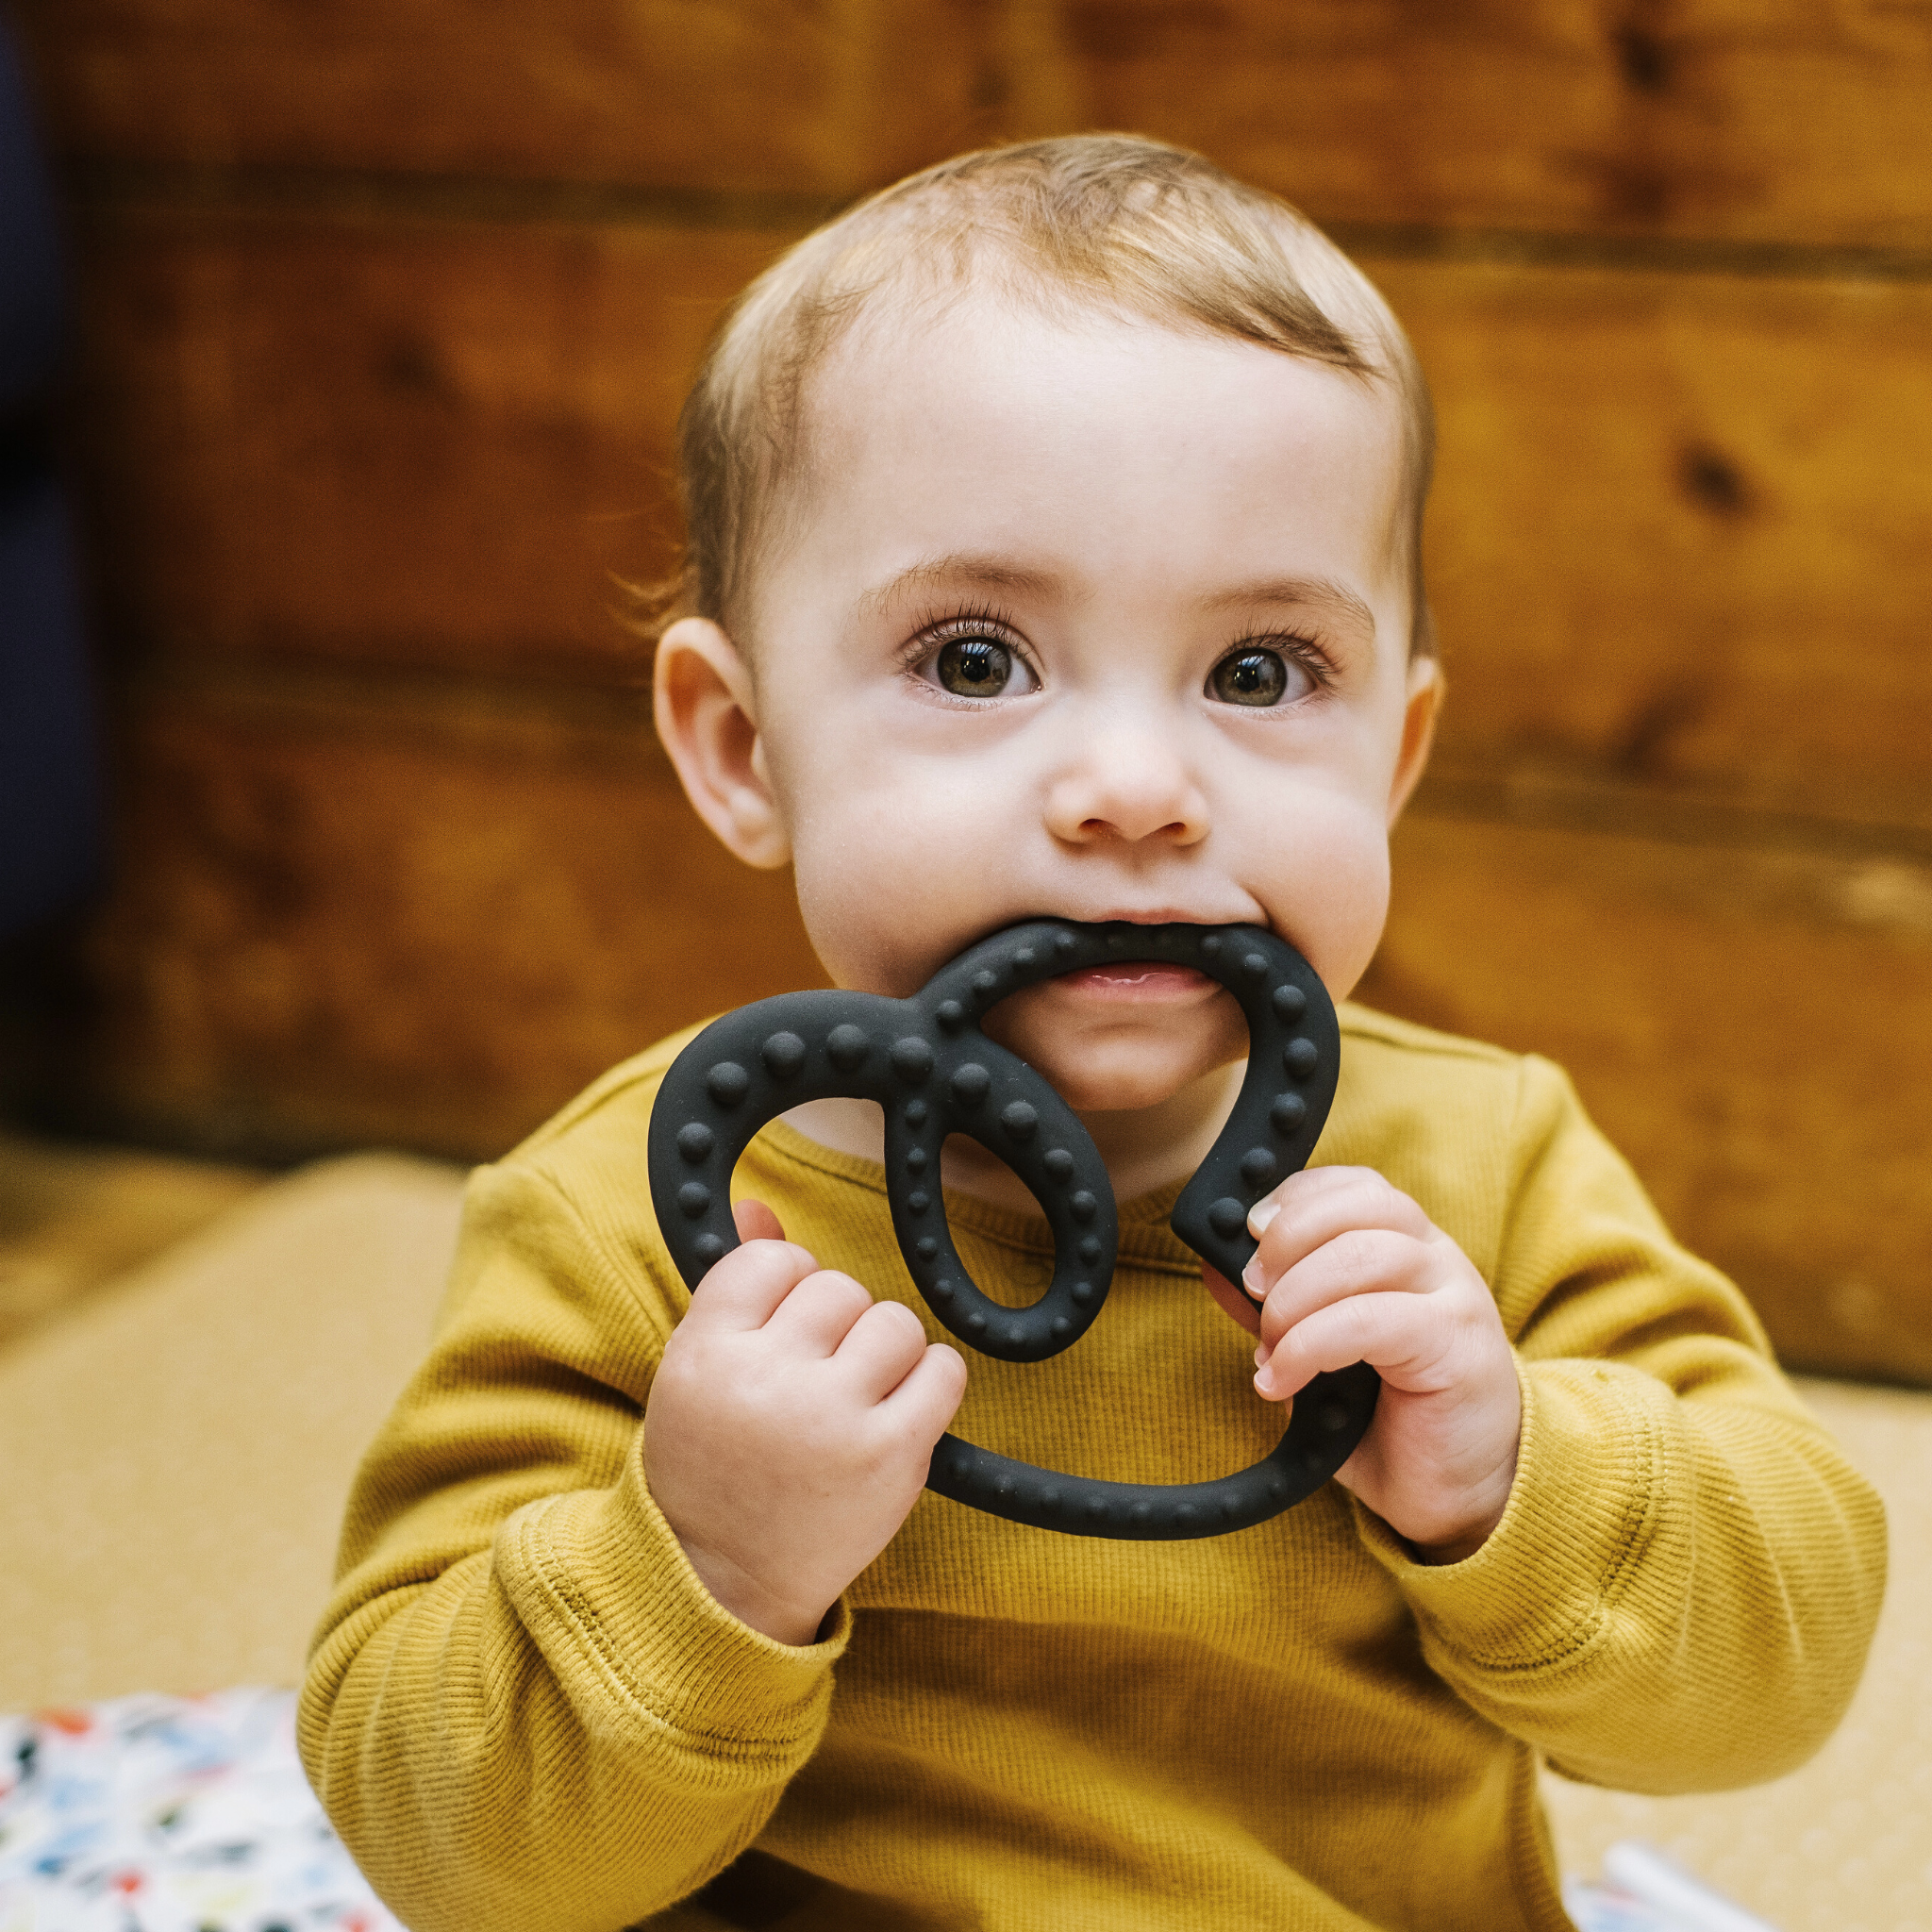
1354,1355,1666,1675
498,1428,851,1782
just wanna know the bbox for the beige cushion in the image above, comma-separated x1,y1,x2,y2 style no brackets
0,1154,465,1708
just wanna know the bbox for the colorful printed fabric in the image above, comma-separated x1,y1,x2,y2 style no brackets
0,1690,401,1932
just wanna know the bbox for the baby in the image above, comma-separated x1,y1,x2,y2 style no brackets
299,138,1886,1932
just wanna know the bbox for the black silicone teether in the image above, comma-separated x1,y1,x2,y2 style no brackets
647,921,1379,1540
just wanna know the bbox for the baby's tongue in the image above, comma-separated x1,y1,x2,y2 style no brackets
1060,962,1213,997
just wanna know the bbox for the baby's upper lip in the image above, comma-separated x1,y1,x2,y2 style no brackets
1062,908,1258,929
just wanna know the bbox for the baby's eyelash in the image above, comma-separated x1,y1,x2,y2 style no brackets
1222,631,1337,690
895,604,1033,675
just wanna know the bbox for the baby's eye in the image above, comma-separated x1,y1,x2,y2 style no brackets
928,634,1035,698
1207,647,1310,708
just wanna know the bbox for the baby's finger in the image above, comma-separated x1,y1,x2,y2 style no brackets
1255,1228,1440,1353
1243,1169,1436,1298
760,1266,877,1357
682,1235,822,1333
831,1297,935,1404
733,1196,786,1244
1255,1290,1440,1401
874,1341,969,1449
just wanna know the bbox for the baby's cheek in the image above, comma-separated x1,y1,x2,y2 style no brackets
1266,806,1391,1004
789,845,962,996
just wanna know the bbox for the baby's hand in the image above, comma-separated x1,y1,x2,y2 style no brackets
1207,1166,1521,1564
644,1200,967,1645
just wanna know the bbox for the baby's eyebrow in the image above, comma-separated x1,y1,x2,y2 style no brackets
854,553,1061,619
1201,575,1376,638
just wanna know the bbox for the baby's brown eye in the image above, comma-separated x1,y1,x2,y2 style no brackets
1208,648,1290,707
936,636,1015,696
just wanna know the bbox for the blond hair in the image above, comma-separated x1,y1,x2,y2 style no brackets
660,135,1436,656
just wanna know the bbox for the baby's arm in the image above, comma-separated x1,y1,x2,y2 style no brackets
298,1161,953,1932
1224,1055,1886,1792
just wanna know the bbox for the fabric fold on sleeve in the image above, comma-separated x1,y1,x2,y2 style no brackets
1356,1354,1887,1794
500,1434,852,1777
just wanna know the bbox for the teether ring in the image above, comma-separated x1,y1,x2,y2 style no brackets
648,920,1378,1539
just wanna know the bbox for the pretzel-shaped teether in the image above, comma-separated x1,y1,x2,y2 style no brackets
647,920,1378,1540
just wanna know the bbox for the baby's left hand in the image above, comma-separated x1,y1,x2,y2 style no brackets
1204,1165,1521,1564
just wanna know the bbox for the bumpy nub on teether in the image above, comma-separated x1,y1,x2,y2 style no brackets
647,920,1378,1540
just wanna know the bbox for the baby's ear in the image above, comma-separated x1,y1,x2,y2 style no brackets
654,618,791,868
1386,652,1442,828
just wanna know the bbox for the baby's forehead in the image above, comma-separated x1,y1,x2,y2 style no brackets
806,282,1406,463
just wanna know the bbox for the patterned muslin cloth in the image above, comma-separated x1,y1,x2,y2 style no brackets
0,1690,401,1932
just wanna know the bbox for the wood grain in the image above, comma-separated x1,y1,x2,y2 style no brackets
1362,810,1932,1384
1376,255,1932,835
73,688,826,1158
16,0,1928,1394
15,0,1932,246
1041,0,1932,250
67,214,793,681
9,0,996,200
67,215,1932,830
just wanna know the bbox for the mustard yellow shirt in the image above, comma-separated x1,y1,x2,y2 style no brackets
299,1006,1886,1932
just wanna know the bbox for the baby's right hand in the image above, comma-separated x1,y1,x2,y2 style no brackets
643,1199,967,1646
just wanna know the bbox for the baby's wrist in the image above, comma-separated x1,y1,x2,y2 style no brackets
673,1531,832,1647
1400,1458,1518,1566
1407,1503,1507,1567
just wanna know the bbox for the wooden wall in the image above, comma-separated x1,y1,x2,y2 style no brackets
8,2,1930,1382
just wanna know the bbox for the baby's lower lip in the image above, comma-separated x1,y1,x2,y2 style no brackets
1055,963,1217,1001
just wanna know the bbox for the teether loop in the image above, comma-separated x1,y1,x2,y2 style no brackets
647,920,1378,1539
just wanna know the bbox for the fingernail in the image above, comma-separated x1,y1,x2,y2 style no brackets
1241,1262,1265,1299
1249,1199,1280,1237
1254,1342,1267,1368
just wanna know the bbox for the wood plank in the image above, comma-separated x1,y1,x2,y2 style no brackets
68,215,795,680
1045,0,1932,250
16,1,1932,246
67,217,1932,831
68,689,826,1158
1374,256,1932,836
10,0,996,201
1361,810,1932,1385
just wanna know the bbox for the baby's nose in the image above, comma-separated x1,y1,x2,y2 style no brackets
1042,721,1209,847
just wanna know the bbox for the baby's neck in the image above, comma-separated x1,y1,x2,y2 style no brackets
781,1060,1244,1214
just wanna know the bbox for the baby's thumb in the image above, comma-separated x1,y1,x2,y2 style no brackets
732,1196,787,1244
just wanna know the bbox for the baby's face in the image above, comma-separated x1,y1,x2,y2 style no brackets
672,294,1435,1116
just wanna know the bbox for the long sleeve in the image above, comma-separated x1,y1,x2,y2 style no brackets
1345,1047,1888,1792
297,1155,849,1932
